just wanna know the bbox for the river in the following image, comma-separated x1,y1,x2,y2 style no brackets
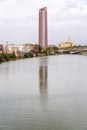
0,55,87,130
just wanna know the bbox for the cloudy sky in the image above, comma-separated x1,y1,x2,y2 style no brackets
0,0,87,45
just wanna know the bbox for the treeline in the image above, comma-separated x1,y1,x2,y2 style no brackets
0,46,59,63
0,53,16,63
0,52,34,63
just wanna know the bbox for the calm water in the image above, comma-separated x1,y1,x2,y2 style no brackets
0,55,87,130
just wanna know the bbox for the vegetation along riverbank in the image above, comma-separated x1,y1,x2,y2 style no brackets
0,46,58,63
0,45,87,63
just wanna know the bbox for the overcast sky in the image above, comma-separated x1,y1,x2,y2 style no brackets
0,0,87,45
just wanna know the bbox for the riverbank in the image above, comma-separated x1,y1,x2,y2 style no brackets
0,46,59,63
0,52,35,63
0,50,58,64
0,52,87,64
1,45,87,64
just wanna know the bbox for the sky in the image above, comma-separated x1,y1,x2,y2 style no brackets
0,0,87,45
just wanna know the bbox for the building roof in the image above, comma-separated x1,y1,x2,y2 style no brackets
40,7,47,10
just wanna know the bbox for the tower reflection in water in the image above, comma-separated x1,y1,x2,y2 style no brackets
39,57,48,108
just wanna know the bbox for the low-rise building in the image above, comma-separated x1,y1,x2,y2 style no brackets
3,44,30,56
59,38,75,48
0,44,3,53
2,43,38,56
3,44,19,54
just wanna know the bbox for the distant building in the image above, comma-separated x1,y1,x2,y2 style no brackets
2,44,32,57
38,7,48,49
18,45,30,52
3,44,18,54
0,45,3,53
59,38,75,48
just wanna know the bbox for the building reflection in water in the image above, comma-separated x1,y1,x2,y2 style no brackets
39,57,48,108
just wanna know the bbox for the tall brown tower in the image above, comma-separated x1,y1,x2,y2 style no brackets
38,7,48,49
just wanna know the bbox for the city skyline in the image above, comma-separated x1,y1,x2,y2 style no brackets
0,0,87,45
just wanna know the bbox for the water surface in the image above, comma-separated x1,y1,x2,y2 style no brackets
0,55,87,130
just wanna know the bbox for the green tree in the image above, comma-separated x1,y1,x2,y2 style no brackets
24,52,33,58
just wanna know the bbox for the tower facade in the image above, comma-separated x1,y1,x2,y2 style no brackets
38,7,48,49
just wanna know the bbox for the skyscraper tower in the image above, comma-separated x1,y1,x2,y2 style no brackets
38,7,48,49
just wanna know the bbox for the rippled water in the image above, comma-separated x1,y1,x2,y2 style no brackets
0,55,87,130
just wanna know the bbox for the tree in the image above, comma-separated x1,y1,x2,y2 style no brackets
24,52,33,58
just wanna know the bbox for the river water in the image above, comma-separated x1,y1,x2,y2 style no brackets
0,55,87,130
